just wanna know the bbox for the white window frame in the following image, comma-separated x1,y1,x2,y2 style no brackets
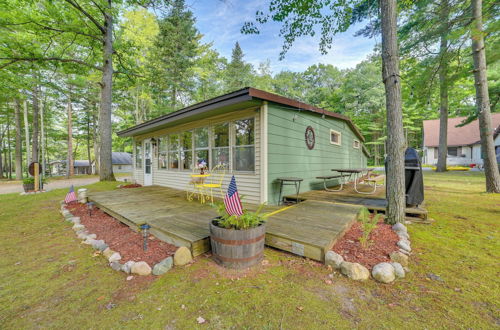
330,129,342,146
232,117,256,173
353,139,360,149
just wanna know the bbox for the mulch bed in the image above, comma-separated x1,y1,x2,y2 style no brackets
67,203,177,266
119,184,142,189
332,219,400,270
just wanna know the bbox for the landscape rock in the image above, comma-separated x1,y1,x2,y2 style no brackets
91,239,108,251
110,262,122,271
397,240,411,252
121,261,135,274
389,251,409,267
131,261,152,276
70,217,81,224
174,247,193,266
77,231,90,240
152,257,173,275
397,231,410,240
391,262,405,278
325,251,344,269
108,252,122,263
103,248,115,259
398,248,410,256
72,224,85,231
86,233,97,240
340,262,370,281
392,223,407,233
372,262,396,283
83,238,97,245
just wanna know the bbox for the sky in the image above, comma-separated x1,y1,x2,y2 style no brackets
188,0,377,73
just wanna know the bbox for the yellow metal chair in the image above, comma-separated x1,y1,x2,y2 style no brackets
203,164,226,203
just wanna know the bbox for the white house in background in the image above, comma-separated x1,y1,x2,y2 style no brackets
112,152,133,173
422,113,500,166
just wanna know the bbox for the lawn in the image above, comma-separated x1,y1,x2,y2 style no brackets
0,172,498,329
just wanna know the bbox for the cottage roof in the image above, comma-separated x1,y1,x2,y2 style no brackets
423,113,500,147
112,152,132,165
117,87,365,142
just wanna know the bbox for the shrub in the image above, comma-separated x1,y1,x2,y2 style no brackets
212,202,268,230
357,207,383,249
22,176,48,185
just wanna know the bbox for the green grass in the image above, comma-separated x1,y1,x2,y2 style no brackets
0,172,499,329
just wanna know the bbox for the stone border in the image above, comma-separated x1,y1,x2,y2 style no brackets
59,201,192,276
20,190,48,195
325,222,411,283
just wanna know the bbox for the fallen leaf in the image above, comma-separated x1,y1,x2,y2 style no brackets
261,259,269,266
97,296,105,301
297,306,304,311
126,276,134,281
324,280,333,285
196,316,206,324
181,304,186,309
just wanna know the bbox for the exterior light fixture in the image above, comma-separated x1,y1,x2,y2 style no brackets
87,202,95,216
140,223,151,251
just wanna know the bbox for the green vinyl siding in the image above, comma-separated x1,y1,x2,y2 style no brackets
266,103,367,204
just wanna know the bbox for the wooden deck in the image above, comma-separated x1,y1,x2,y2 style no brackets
284,182,429,222
88,186,360,262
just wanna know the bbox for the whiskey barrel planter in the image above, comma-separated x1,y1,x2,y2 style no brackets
209,218,266,269
23,183,34,192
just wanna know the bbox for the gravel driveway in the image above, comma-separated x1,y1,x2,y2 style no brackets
0,177,100,194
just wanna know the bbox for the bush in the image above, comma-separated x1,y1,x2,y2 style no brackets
22,176,48,185
211,202,268,230
358,207,383,249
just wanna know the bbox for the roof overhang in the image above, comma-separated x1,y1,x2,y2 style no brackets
117,87,365,143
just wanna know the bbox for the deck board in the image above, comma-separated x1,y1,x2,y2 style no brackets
88,185,360,261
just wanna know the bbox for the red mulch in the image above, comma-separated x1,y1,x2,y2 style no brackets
67,203,177,266
332,219,400,270
119,184,142,189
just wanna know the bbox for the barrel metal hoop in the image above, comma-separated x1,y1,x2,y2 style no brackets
215,252,264,263
211,234,265,246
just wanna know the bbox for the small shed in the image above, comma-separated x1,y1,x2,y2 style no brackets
112,152,133,173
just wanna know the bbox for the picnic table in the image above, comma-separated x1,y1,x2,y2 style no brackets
330,168,376,193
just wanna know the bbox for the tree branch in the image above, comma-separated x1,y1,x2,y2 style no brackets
0,57,103,71
63,0,105,34
32,21,103,41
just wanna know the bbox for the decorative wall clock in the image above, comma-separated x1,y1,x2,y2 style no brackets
305,126,315,150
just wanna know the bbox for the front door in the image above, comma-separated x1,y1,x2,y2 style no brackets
144,140,153,186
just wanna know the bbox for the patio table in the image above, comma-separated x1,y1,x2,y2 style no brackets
276,177,303,205
187,174,211,203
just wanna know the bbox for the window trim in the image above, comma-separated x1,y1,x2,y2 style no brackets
233,117,256,173
330,129,342,146
353,139,360,149
157,135,169,170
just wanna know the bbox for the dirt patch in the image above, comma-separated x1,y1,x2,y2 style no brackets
332,220,399,270
119,183,142,189
68,203,177,266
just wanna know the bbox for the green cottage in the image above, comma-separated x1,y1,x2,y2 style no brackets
117,88,368,205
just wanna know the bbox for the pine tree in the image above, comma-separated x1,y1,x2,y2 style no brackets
224,42,253,91
150,0,200,112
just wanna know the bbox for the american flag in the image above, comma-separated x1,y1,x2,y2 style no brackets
64,185,77,204
224,175,243,216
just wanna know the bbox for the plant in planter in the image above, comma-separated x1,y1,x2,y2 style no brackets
210,189,269,269
22,177,47,192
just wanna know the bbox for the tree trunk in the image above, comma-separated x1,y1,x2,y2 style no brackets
87,109,92,175
66,98,74,178
23,100,31,173
380,0,406,224
40,97,46,176
6,112,12,179
471,0,500,193
0,130,4,179
436,0,450,172
14,99,23,179
99,2,115,181
32,85,40,164
93,101,100,175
